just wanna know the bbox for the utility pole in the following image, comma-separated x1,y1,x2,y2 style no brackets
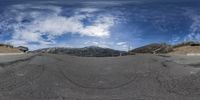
128,42,132,52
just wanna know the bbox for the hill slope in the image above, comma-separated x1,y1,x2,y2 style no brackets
129,41,200,55
170,42,200,54
0,44,22,53
129,43,173,54
32,46,126,57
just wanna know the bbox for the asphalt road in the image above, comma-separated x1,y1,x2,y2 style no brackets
0,54,200,100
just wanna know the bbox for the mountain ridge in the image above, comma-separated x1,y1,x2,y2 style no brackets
31,46,126,57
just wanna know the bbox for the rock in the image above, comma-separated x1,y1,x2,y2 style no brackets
17,46,29,52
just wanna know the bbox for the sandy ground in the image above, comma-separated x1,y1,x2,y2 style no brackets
0,54,200,100
0,47,22,53
169,46,200,55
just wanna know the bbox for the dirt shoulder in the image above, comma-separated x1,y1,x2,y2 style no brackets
0,46,22,53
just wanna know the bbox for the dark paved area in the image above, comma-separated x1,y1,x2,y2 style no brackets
0,54,200,100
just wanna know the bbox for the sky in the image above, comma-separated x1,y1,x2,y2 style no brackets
0,0,200,51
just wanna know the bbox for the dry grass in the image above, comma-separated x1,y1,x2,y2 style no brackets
0,46,22,53
169,46,200,54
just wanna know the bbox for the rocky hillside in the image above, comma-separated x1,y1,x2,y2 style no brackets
32,46,126,57
129,43,173,54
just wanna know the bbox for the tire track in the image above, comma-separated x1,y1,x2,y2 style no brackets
0,54,39,68
48,55,139,90
0,54,45,92
58,67,138,90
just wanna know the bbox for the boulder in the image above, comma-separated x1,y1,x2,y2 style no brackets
17,46,29,52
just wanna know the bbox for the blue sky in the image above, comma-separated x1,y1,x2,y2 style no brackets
0,0,200,50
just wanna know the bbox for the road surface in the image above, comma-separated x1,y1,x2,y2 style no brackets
0,53,200,100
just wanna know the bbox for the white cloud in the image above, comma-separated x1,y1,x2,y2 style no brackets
184,9,200,41
79,8,99,13
117,42,126,46
1,4,117,49
11,4,62,14
11,14,114,40
169,36,181,45
15,31,41,42
83,41,110,48
116,42,129,51
82,1,141,6
34,15,84,36
81,16,115,37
